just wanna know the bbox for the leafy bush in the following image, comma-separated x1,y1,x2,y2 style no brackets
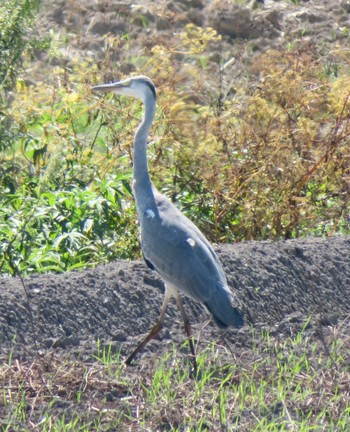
143,37,350,241
0,0,47,90
0,174,136,275
0,0,50,156
0,64,138,275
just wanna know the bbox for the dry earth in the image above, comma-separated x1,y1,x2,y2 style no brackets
33,0,350,83
1,236,349,365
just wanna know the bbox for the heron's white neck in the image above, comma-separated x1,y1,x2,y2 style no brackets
132,92,156,210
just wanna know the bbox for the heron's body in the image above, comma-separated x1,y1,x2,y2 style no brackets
92,76,243,367
139,187,242,328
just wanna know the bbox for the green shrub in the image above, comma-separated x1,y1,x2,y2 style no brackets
0,174,136,275
142,39,350,241
0,67,138,275
0,0,47,90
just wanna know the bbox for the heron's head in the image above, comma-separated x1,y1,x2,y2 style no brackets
91,75,156,103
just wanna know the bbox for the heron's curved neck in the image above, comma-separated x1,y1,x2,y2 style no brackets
133,93,156,203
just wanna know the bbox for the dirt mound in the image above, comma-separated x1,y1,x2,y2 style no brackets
1,235,349,362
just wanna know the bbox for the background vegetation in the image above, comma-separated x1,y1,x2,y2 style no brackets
1,0,349,276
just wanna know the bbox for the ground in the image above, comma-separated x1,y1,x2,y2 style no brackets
1,236,349,363
1,235,350,428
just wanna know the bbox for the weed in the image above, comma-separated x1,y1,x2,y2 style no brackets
1,323,349,430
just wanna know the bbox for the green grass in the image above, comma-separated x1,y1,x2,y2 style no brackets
1,324,349,431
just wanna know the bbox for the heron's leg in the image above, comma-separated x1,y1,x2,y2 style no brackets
125,286,173,365
174,292,197,375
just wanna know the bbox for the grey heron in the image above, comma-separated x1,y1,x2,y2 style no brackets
92,76,244,369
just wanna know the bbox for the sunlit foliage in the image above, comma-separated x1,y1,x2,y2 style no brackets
1,15,349,275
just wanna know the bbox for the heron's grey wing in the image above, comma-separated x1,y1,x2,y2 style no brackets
140,193,226,302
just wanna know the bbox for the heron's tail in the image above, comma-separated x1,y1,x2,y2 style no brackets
204,284,244,329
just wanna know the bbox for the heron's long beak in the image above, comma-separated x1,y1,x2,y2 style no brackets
91,82,125,92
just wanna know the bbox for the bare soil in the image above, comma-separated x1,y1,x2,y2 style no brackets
1,236,349,364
